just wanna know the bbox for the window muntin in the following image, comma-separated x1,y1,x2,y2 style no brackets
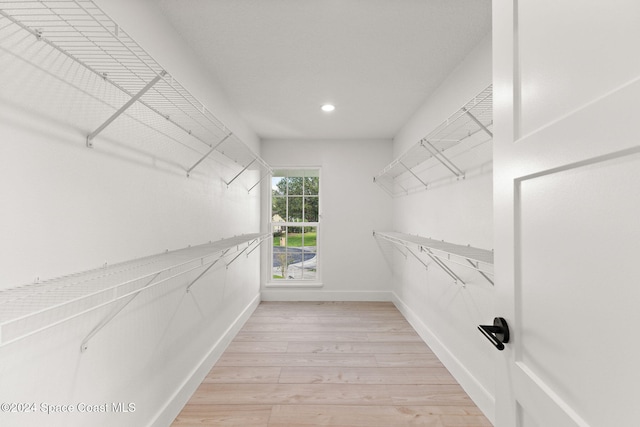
271,169,319,281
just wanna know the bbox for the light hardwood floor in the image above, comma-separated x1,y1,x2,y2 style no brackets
171,301,492,427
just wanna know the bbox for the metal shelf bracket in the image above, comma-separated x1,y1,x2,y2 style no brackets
400,161,429,189
420,140,465,179
225,158,257,188
467,259,494,285
248,169,271,193
226,235,268,268
80,272,161,352
246,236,267,256
186,133,233,177
185,254,228,293
462,107,493,138
406,247,429,270
421,247,466,287
86,70,167,147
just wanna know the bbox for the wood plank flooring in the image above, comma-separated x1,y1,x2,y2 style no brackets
171,301,492,427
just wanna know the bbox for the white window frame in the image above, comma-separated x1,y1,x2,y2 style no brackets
266,167,322,287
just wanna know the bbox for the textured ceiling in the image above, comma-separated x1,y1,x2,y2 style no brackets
156,0,491,140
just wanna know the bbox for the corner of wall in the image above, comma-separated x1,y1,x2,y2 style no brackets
148,293,261,427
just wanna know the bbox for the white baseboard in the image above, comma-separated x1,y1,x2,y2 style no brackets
148,293,261,427
392,292,495,424
260,289,393,302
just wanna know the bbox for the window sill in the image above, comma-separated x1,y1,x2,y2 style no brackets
264,282,324,289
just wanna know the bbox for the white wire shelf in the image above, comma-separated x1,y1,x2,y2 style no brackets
0,233,270,351
0,0,270,190
373,231,494,286
374,85,492,197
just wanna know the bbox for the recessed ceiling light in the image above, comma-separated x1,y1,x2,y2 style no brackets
321,104,335,112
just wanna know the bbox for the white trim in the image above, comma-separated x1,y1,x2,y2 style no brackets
391,291,495,425
261,290,392,302
148,293,261,427
264,282,324,288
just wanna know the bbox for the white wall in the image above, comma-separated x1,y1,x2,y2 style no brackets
0,1,261,426
389,33,497,422
260,139,393,300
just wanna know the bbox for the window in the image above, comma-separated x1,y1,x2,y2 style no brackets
271,169,319,281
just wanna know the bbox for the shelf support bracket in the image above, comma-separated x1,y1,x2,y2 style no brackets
422,247,466,287
246,236,268,256
466,259,494,285
421,140,465,177
226,245,251,268
81,272,161,352
186,132,233,176
420,140,465,178
248,169,271,193
225,158,257,187
400,161,429,189
405,247,429,270
374,232,407,258
186,254,228,293
462,107,493,137
86,71,167,147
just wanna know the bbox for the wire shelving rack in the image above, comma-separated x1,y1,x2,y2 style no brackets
374,85,493,197
0,233,270,351
0,0,271,190
374,231,494,286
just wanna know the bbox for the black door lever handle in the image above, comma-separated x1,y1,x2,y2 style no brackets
478,317,510,351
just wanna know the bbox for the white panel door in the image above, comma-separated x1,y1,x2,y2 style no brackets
493,1,640,426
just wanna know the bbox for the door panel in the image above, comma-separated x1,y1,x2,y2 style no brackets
494,1,640,426
518,0,640,136
516,152,640,426
513,364,581,427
